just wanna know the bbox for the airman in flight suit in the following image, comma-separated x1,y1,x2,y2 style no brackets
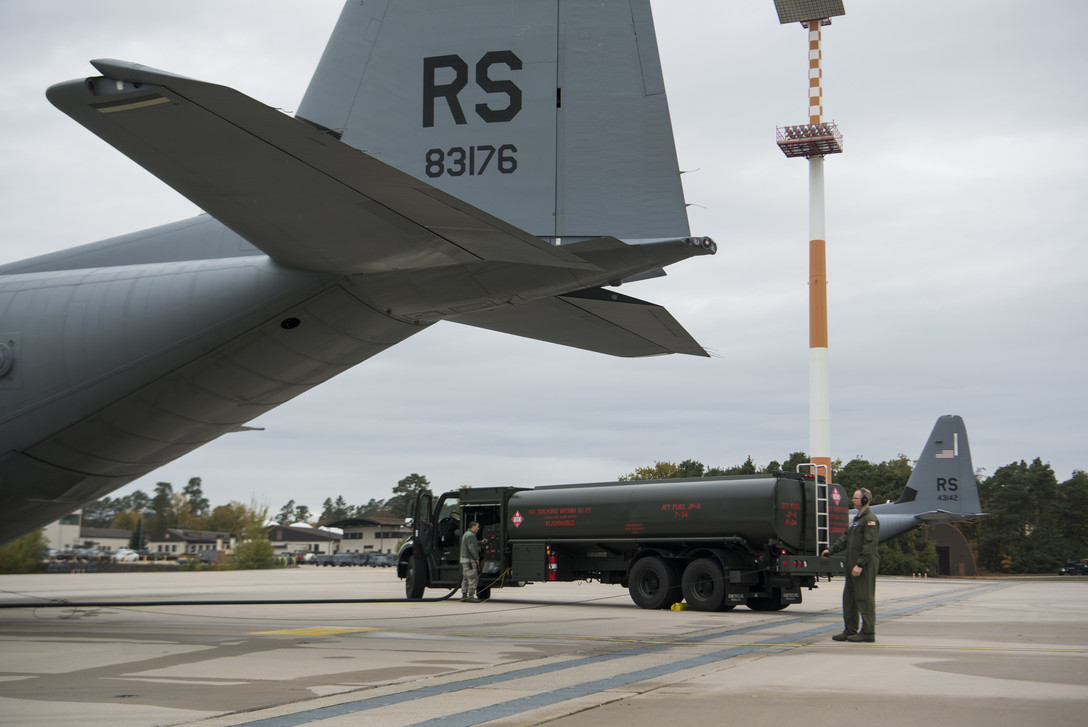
822,488,880,642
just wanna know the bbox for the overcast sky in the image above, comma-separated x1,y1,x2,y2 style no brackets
1,1,1085,515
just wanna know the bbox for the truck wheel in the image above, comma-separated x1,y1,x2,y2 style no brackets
628,556,681,610
406,558,428,599
681,558,726,612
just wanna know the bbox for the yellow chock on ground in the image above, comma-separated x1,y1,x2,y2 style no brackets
670,602,690,611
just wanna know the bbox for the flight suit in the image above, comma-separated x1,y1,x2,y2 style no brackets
460,527,481,600
828,507,880,639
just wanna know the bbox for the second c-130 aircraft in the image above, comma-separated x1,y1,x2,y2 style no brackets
0,1,718,543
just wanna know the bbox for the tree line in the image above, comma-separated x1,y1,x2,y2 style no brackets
79,473,435,538
9,452,1085,577
272,474,432,526
82,477,252,539
0,473,435,574
617,453,1088,575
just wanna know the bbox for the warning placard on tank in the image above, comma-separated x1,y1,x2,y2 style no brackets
829,486,850,533
523,506,591,528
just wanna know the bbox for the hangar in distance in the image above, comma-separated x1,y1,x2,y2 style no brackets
0,0,715,543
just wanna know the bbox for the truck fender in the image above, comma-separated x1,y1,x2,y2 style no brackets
396,543,413,579
626,548,677,580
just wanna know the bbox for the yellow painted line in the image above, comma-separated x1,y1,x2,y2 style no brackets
453,632,795,647
440,631,1088,654
252,627,384,636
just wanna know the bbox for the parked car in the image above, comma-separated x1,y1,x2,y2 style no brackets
1058,560,1088,575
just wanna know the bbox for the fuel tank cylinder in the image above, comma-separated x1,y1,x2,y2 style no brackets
505,475,849,552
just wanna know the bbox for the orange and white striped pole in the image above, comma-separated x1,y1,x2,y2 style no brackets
807,19,831,477
808,20,825,124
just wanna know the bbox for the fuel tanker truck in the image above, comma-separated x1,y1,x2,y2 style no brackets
398,473,851,611
396,416,985,610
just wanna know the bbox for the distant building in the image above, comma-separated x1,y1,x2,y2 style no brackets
146,529,236,557
265,524,340,556
41,511,131,551
41,511,84,550
929,524,979,577
78,527,131,551
327,517,410,554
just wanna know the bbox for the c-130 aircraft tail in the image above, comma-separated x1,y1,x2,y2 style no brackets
296,0,711,349
868,414,986,540
299,0,692,246
0,1,714,543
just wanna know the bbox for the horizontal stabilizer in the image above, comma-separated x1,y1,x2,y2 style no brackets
451,288,709,357
46,60,596,275
912,511,989,525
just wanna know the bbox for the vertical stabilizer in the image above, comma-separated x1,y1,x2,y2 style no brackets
297,0,690,242
898,415,981,515
870,415,986,541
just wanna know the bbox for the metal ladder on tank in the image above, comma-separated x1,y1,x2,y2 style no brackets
797,463,831,555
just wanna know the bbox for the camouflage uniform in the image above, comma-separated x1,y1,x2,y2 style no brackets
460,527,480,600
828,507,880,639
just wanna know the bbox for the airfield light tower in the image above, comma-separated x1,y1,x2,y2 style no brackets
773,1,845,486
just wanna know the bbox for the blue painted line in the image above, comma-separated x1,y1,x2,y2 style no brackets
407,583,1008,727
233,582,1002,727
230,651,642,727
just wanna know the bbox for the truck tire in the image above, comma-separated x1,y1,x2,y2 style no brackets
406,558,428,599
681,558,726,612
628,556,681,610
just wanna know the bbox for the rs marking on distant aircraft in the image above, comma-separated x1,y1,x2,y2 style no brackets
936,478,958,491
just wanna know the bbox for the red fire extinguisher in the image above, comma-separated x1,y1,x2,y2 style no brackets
547,549,558,581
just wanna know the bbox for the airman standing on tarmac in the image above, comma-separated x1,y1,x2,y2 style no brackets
822,488,880,642
460,521,482,602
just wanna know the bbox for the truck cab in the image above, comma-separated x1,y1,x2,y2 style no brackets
398,487,514,600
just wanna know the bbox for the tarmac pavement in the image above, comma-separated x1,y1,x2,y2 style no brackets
0,568,1084,726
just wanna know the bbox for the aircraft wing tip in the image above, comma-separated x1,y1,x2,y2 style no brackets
89,58,195,85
